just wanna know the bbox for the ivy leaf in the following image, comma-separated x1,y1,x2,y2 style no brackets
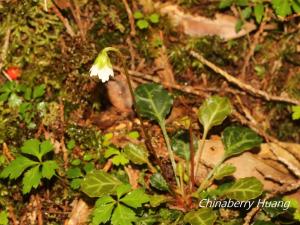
32,84,46,99
198,96,232,133
272,0,292,17
292,106,300,120
121,188,149,208
150,173,169,191
221,177,263,201
222,125,262,159
21,139,41,160
184,208,217,225
254,3,264,23
81,170,122,197
92,196,115,225
219,0,234,9
111,204,136,225
0,156,38,179
123,143,149,165
214,164,236,180
41,160,58,179
22,165,42,194
134,83,173,124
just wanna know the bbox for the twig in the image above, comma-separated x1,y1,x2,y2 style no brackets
240,9,268,79
35,194,43,225
190,50,300,105
121,0,136,36
51,1,75,37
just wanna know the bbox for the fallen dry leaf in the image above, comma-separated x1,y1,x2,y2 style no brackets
158,4,256,40
64,199,91,225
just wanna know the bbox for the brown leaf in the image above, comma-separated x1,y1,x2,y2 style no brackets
64,199,91,225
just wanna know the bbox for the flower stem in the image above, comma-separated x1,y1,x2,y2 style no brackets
194,128,208,178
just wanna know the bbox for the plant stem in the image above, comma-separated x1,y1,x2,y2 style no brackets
189,123,195,190
105,47,176,192
194,128,208,178
197,157,224,193
160,120,180,187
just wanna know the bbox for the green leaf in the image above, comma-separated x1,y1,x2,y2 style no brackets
133,11,144,19
221,177,263,201
70,178,82,189
22,165,42,194
0,156,38,179
150,173,169,191
32,84,46,99
222,125,262,159
104,146,120,158
254,3,264,23
149,194,168,207
8,93,22,108
242,7,252,20
134,83,173,123
214,164,236,180
171,131,197,160
92,196,115,225
236,0,249,6
123,143,149,165
292,0,300,13
67,139,76,150
253,220,276,225
0,210,8,225
42,160,58,179
81,170,122,197
219,0,234,9
272,0,292,17
184,208,217,225
198,96,232,132
235,19,244,32
21,139,41,159
292,105,300,120
121,188,149,208
0,92,10,102
66,167,82,179
111,204,136,225
136,19,149,29
149,13,160,24
111,154,129,166
40,140,53,158
116,184,132,199
83,162,94,173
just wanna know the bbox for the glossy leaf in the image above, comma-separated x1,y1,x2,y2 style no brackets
134,83,173,123
150,173,169,192
198,96,232,132
213,164,236,180
184,208,217,225
81,170,122,197
221,177,263,201
123,143,149,165
222,125,262,159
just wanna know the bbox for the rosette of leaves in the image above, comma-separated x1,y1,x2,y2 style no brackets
133,11,160,30
0,139,58,194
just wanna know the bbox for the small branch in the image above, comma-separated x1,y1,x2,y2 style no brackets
51,1,75,37
121,0,136,36
190,50,300,105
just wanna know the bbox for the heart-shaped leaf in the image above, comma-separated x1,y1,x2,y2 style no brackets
184,208,217,225
81,170,122,197
134,83,173,124
222,125,263,159
198,96,232,133
220,177,263,201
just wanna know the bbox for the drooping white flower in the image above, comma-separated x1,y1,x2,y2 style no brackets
89,49,114,83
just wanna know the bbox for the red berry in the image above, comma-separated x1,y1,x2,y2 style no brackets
5,66,21,80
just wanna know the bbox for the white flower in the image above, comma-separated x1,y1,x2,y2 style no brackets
89,49,114,83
